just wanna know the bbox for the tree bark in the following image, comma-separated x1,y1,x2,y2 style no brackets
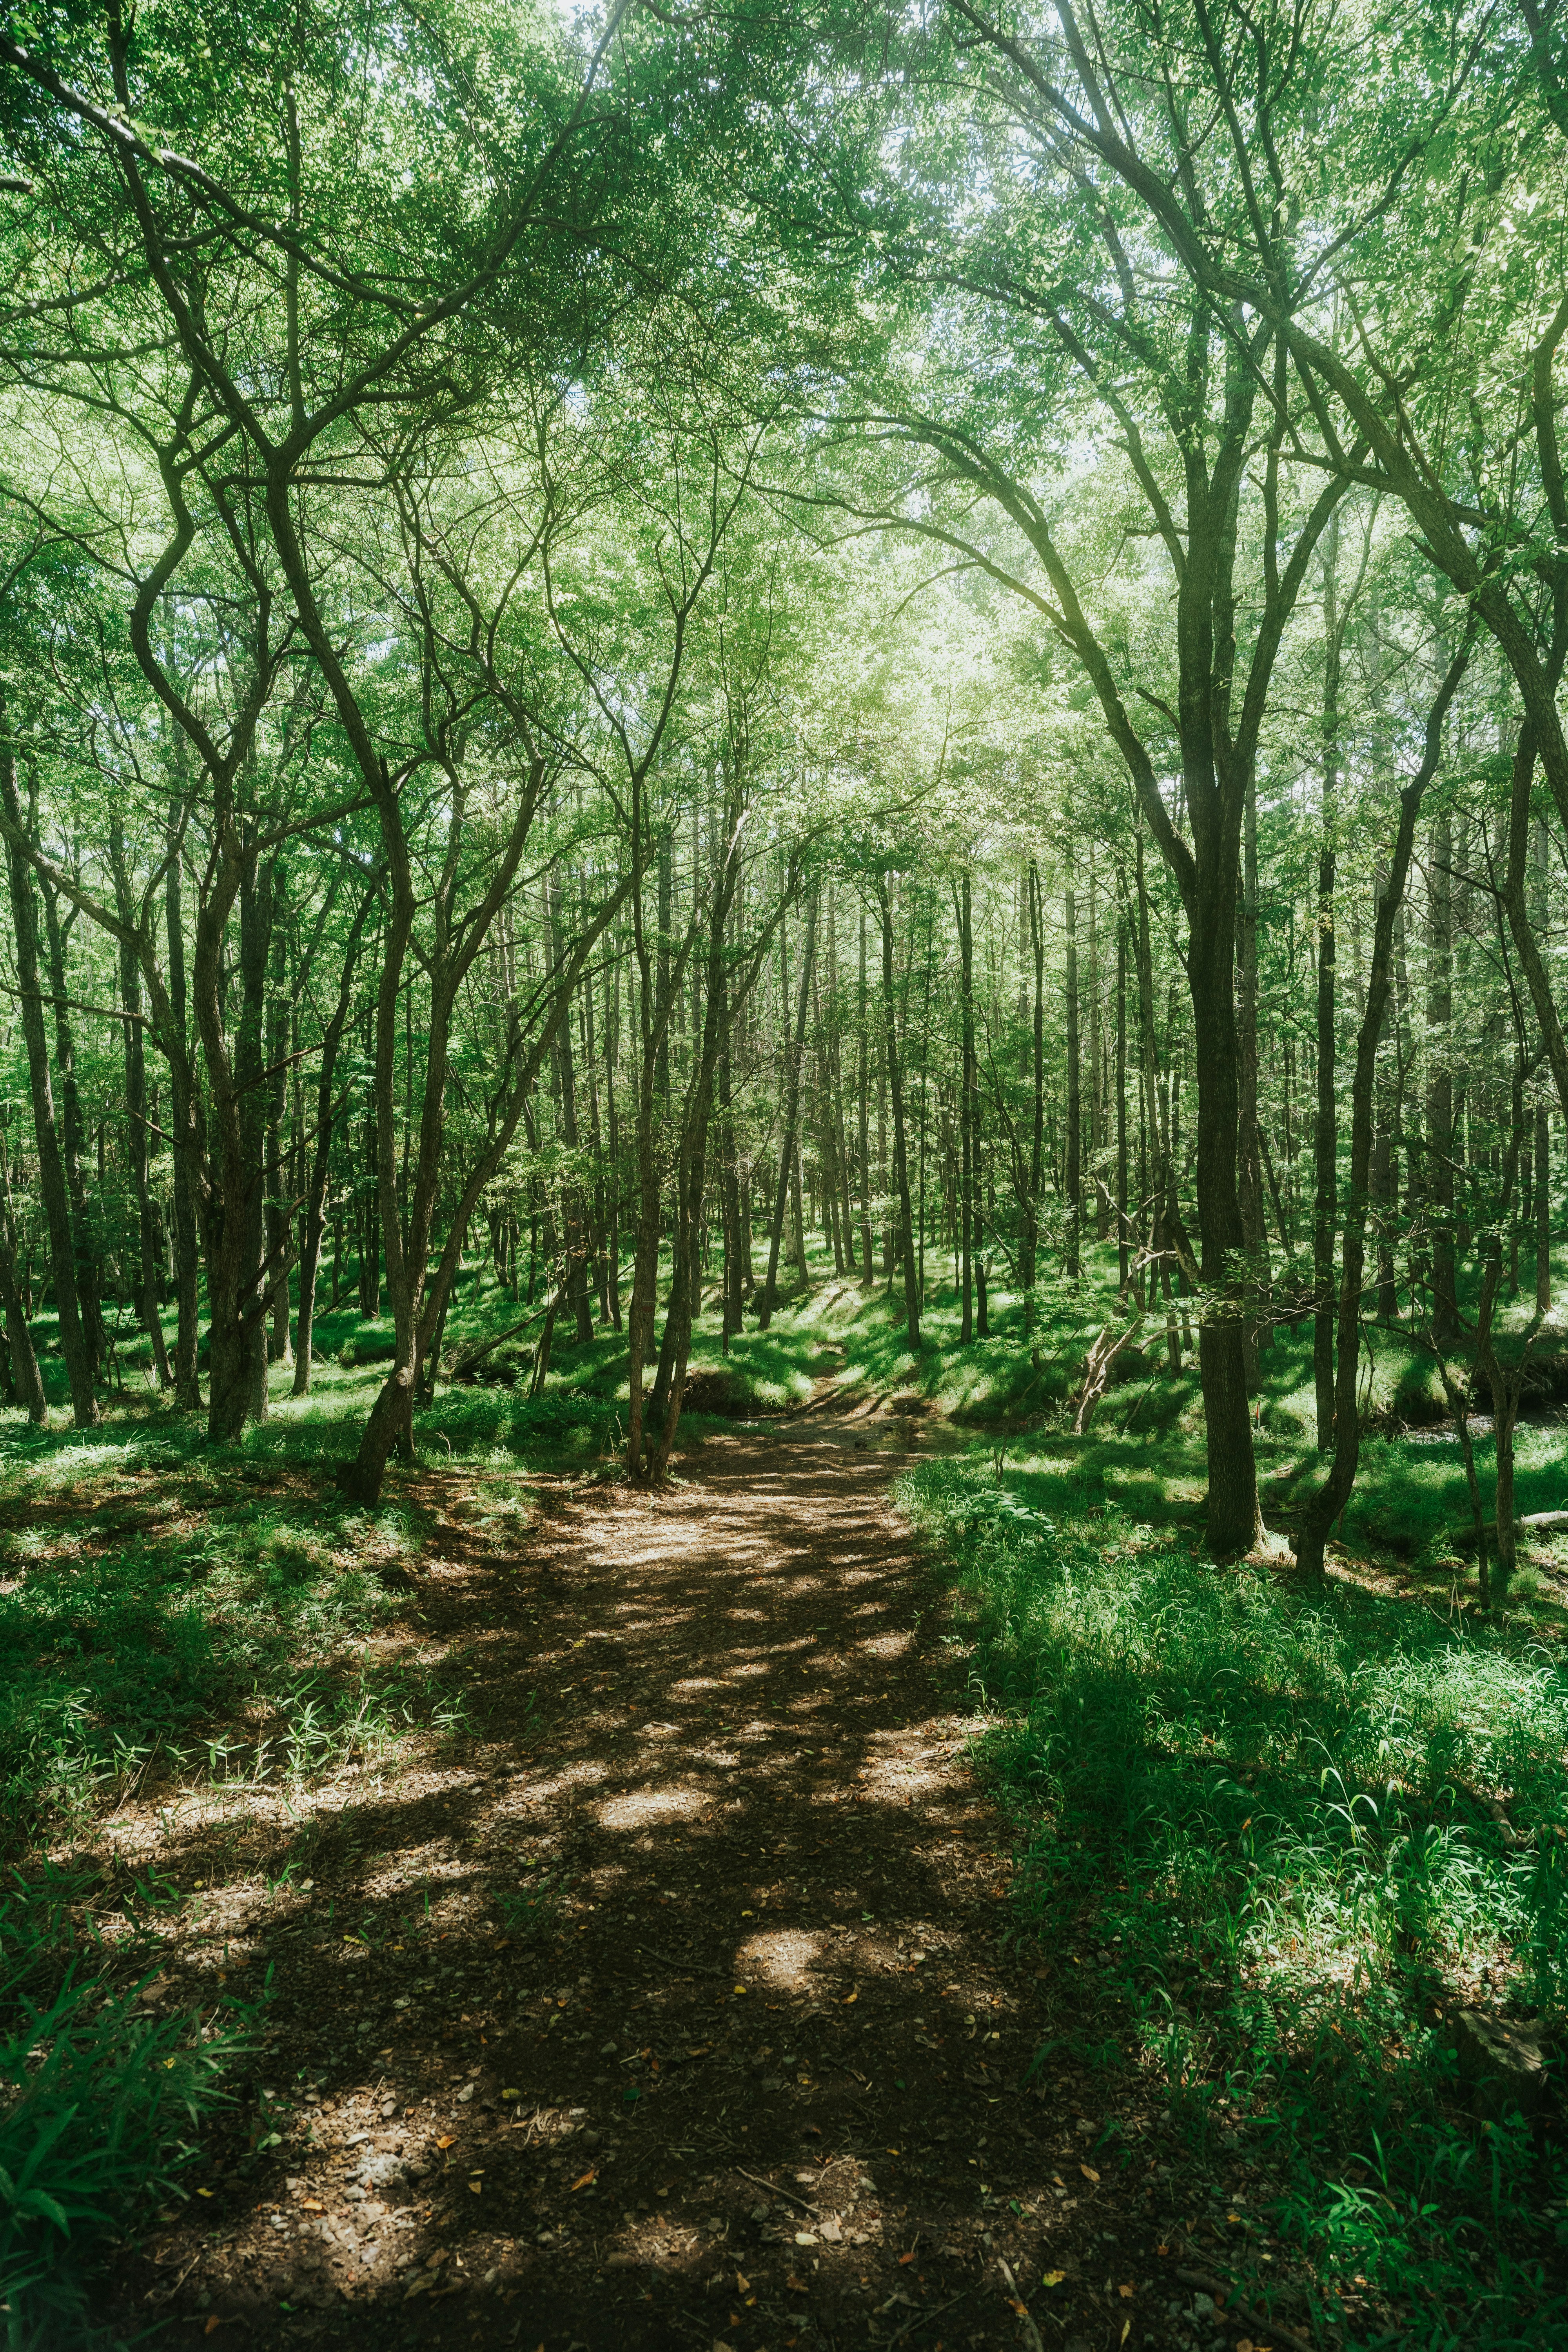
110,813,172,1388
876,875,921,1349
759,893,817,1329
1294,645,1469,1578
0,715,98,1426
1312,516,1343,1452
1065,842,1082,1283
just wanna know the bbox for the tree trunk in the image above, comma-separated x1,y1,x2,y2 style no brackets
1238,765,1268,1376
0,720,99,1427
110,815,173,1388
1294,646,1468,1577
958,870,975,1343
38,881,105,1381
759,893,817,1330
293,889,370,1397
1425,806,1458,1341
165,826,202,1409
0,1202,45,1422
1115,913,1130,1295
1312,518,1343,1452
877,877,921,1349
1065,843,1082,1283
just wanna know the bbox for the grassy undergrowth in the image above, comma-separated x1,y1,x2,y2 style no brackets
899,1452,1568,2349
2,1235,1564,2329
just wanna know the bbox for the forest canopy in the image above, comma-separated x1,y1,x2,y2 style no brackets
0,0,1564,1552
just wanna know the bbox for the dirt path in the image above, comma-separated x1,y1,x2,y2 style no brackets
125,1420,1185,2350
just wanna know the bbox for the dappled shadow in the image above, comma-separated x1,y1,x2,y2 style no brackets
118,1420,1181,2350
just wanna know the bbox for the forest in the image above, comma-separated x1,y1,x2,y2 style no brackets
1,2,1567,2347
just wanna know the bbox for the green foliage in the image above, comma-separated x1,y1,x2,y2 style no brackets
900,1454,1568,2345
0,1872,255,2345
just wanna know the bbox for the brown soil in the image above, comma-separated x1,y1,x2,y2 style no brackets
116,1421,1207,2351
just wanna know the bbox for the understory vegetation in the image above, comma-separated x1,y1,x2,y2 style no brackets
2,1243,1567,2334
899,1447,1568,2350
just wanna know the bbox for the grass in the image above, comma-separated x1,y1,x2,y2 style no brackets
2,1231,1564,2331
897,1451,1568,2350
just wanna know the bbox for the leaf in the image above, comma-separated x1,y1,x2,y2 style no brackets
568,2168,596,2191
1080,2164,1100,2182
1007,2299,1029,2317
1042,2271,1066,2287
1118,2282,1135,2297
435,2135,455,2149
843,1990,858,2004
204,2321,223,2338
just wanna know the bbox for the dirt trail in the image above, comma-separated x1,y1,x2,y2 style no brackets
125,1419,1182,2350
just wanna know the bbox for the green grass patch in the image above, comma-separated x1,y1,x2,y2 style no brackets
899,1451,1568,2349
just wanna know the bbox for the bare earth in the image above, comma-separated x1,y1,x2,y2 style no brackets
117,1418,1203,2351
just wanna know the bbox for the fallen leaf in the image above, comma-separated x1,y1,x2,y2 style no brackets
899,2251,916,2267
195,2187,214,2198
568,2168,597,2192
1156,2242,1171,2256
732,1984,748,1996
1237,2341,1256,2352
735,2272,751,2293
501,2087,520,2100
1120,2327,1131,2347
1041,2270,1066,2287
469,2180,483,2195
1119,2283,1135,2297
301,2198,323,2212
785,2273,809,2294
436,2135,456,2150
204,2323,223,2339
1080,2164,1100,2182
1007,2299,1029,2318
842,1990,858,2004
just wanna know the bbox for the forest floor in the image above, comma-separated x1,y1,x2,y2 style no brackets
89,1396,1244,2352
5,1265,1568,2348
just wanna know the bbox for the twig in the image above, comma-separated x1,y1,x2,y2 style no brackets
1174,2263,1321,2352
735,2164,822,2216
998,2258,1046,2352
146,2249,202,2303
634,1940,730,1978
887,2289,968,2347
